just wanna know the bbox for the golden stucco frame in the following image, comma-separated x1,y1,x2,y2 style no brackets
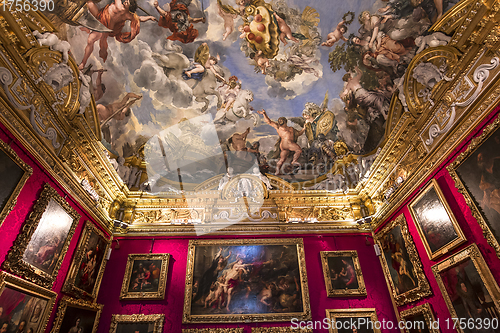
109,314,164,333
325,308,380,333
120,253,170,300
0,271,57,333
375,214,431,306
432,244,500,333
320,250,366,297
409,178,466,260
182,238,311,324
0,138,32,227
62,220,111,300
447,113,500,259
2,183,80,288
51,296,103,333
399,303,439,333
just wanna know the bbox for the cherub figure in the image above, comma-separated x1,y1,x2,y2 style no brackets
321,20,348,47
217,0,238,41
182,43,220,80
273,12,299,45
250,50,271,74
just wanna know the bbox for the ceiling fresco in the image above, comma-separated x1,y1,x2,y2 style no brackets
44,0,461,192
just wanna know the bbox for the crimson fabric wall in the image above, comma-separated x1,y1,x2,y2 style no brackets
0,123,111,329
376,107,500,333
97,234,398,333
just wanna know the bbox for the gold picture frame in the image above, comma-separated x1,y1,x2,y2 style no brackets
0,139,32,227
2,183,80,288
432,244,500,333
325,308,380,333
51,296,103,333
399,303,440,333
182,329,244,333
252,328,313,332
63,220,111,300
0,271,57,333
375,214,431,306
183,238,311,324
109,314,164,333
447,114,500,259
320,250,366,297
120,253,170,300
409,179,466,260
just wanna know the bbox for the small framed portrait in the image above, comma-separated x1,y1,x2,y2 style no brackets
409,179,466,260
447,116,500,258
374,214,431,306
0,271,57,333
120,253,170,300
63,221,111,300
109,314,164,333
183,238,311,324
50,296,103,333
320,251,366,297
399,303,439,333
0,139,32,227
325,308,380,333
432,244,500,333
2,183,80,288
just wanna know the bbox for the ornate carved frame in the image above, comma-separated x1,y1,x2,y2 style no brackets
182,238,311,324
109,314,164,333
120,253,170,300
0,271,57,333
320,250,366,297
325,308,380,333
0,138,32,227
432,243,500,333
375,214,431,306
252,328,313,333
447,113,500,258
2,183,80,288
399,303,439,333
409,178,466,260
62,220,111,300
51,296,103,333
182,329,244,333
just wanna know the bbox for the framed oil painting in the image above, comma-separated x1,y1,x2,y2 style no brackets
63,220,111,300
120,253,170,300
432,244,500,333
51,296,103,333
0,271,57,333
183,238,311,324
409,179,466,260
447,115,500,258
109,314,164,333
320,251,366,297
325,308,380,333
0,139,32,227
375,214,431,306
399,303,439,333
2,183,80,288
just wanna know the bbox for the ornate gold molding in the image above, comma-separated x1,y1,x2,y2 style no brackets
51,296,103,333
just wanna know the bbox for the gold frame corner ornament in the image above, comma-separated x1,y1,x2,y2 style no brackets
0,271,57,333
0,138,33,227
375,214,431,306
62,220,111,300
408,178,467,260
320,250,367,297
399,303,439,333
109,314,165,333
2,183,80,288
182,238,311,324
431,243,500,333
119,253,170,300
325,308,380,333
50,296,103,333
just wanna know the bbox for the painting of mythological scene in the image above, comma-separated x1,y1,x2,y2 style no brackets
120,254,170,299
39,0,462,191
321,251,366,297
183,239,310,323
432,245,500,333
452,127,500,256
